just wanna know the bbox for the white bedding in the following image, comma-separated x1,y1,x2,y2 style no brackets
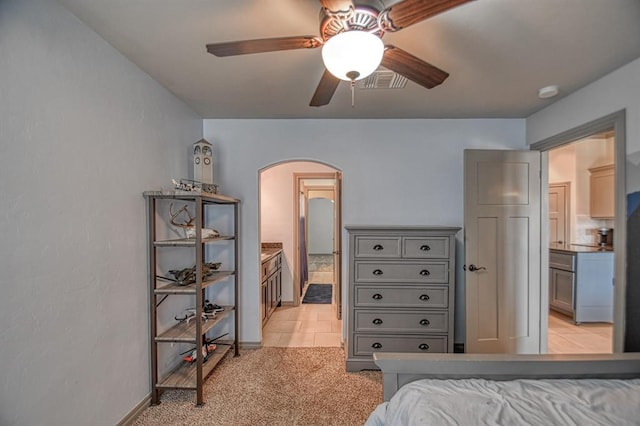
365,378,640,425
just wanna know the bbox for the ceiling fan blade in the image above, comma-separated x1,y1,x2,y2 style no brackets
319,0,355,14
206,36,322,57
310,69,341,107
381,45,449,89
383,0,474,31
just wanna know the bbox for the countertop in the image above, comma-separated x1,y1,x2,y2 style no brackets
260,248,282,263
550,243,613,254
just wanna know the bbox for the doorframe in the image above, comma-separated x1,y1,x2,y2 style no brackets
530,110,626,352
548,182,571,248
293,172,343,308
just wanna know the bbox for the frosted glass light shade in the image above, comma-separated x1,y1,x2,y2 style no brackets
322,31,384,81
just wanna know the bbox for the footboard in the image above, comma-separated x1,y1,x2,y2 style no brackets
374,352,640,401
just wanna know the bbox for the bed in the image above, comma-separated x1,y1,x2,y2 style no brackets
366,352,640,425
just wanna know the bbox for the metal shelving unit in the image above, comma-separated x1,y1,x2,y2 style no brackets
144,190,240,405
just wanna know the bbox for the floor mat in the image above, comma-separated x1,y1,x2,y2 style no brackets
302,283,332,304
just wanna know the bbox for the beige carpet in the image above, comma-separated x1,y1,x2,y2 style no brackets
133,347,382,426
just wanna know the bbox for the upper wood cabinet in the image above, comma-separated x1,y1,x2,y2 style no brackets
589,164,614,219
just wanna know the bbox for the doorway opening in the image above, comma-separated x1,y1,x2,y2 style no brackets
532,110,626,354
546,130,615,354
258,161,342,348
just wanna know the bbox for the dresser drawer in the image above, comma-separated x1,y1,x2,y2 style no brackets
354,236,401,258
549,251,575,271
354,285,448,308
403,237,449,259
354,310,448,333
355,261,448,283
353,334,447,356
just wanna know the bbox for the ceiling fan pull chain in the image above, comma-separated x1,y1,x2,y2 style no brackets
345,71,359,108
351,80,355,108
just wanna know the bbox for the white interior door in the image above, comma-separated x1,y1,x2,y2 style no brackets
549,183,569,248
464,149,542,354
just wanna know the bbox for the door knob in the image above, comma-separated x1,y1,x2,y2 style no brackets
468,264,486,272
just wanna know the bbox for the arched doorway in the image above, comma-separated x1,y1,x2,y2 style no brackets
258,160,342,347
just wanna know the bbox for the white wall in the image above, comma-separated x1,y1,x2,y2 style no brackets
0,1,202,425
204,119,526,344
260,161,336,303
527,57,640,192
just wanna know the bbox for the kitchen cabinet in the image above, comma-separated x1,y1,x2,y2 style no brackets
589,164,614,219
549,268,575,315
549,248,614,324
261,251,282,326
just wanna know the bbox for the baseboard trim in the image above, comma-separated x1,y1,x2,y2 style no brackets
117,394,151,426
239,341,263,349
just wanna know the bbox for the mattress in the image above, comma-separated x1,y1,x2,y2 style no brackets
365,378,640,425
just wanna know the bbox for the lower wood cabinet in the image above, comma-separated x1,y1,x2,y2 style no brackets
261,251,282,326
345,226,460,371
549,249,614,323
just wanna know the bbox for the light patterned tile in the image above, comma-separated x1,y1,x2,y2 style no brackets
300,320,332,332
331,319,343,333
262,331,281,347
263,320,301,333
314,332,342,347
317,311,336,321
311,304,334,312
288,310,319,321
269,309,297,321
278,332,315,347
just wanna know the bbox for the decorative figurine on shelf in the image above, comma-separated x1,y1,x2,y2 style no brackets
174,300,223,324
161,262,222,286
193,139,214,185
169,203,220,239
181,333,228,363
172,179,218,195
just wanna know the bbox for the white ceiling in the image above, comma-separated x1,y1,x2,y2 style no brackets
58,0,640,119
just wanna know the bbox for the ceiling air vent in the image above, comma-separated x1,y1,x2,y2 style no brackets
359,71,408,89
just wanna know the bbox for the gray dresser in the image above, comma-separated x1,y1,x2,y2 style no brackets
345,226,460,371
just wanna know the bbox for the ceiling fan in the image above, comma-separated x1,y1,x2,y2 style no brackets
206,0,474,107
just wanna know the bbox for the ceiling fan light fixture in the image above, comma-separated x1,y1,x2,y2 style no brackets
322,31,384,81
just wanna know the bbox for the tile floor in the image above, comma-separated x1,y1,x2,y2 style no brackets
264,254,342,347
262,303,342,347
547,310,613,354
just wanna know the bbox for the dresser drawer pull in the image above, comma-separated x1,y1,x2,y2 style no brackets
419,319,430,326
372,342,382,349
373,244,384,251
418,343,430,351
419,294,430,301
372,318,383,325
373,269,383,276
420,245,431,251
420,269,430,276
372,293,383,300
